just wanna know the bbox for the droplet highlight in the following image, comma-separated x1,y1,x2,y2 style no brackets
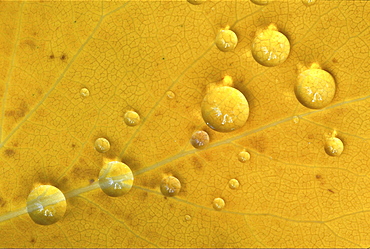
80,88,90,97
94,137,110,153
124,110,141,127
190,130,210,149
166,90,175,99
238,150,250,163
250,0,269,5
27,185,66,225
215,28,238,52
295,66,336,109
99,161,134,197
213,197,225,211
251,24,290,67
185,214,192,221
229,179,240,189
201,86,249,132
293,116,299,124
324,136,344,157
302,0,316,6
160,176,181,197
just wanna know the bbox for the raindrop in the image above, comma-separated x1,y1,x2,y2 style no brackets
185,215,192,221
187,0,206,5
302,0,316,6
324,136,344,157
250,0,269,5
238,150,250,163
215,28,238,52
99,161,134,197
228,179,240,189
160,176,181,197
124,110,141,127
27,185,66,225
166,90,175,99
94,137,110,153
80,88,90,97
190,130,210,149
213,197,225,211
293,116,299,124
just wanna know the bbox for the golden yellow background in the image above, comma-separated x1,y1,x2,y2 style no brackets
0,0,369,247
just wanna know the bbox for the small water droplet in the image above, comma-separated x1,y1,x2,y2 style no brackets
201,86,249,132
99,161,134,197
251,24,290,67
250,0,269,5
160,176,181,197
324,136,344,157
295,67,336,109
293,116,299,124
124,110,140,127
238,150,250,163
213,197,225,211
80,88,90,97
190,130,210,149
215,29,238,52
166,90,175,99
302,0,316,6
185,214,192,221
187,0,206,5
27,185,66,225
94,137,110,153
228,179,240,189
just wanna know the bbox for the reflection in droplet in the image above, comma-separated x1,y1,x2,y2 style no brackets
302,0,316,6
324,136,344,157
295,66,336,109
250,0,269,5
185,214,192,221
238,150,250,163
27,185,66,225
251,24,290,67
190,130,210,149
228,179,240,189
201,86,249,132
80,88,90,97
215,29,238,52
293,116,299,124
124,110,141,127
94,137,110,153
166,90,175,99
160,176,181,197
99,161,134,197
213,197,225,211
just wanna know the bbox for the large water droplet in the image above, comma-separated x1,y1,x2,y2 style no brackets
295,67,336,109
94,137,110,153
201,86,249,132
124,110,141,127
251,24,290,67
80,88,90,97
27,185,66,225
324,136,344,157
213,197,225,211
215,29,238,52
302,0,316,6
187,0,206,5
99,161,134,197
190,130,210,149
238,150,250,163
160,176,181,197
250,0,269,5
228,179,240,189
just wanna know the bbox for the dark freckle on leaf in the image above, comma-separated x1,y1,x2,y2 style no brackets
61,54,67,61
30,238,35,243
316,174,321,179
332,58,338,63
49,54,55,59
328,189,334,193
4,149,15,157
89,179,95,184
71,143,76,148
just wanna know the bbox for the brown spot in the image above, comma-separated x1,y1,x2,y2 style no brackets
49,54,55,59
0,197,6,207
89,179,95,184
60,53,67,61
71,143,76,148
307,134,314,139
190,156,203,170
332,58,338,63
4,149,15,157
247,134,267,153
22,40,36,50
5,101,29,119
328,189,334,193
315,174,321,179
136,191,148,201
30,238,35,243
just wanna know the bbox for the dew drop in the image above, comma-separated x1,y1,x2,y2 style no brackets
166,90,175,99
160,176,181,197
27,185,66,225
94,137,110,153
228,179,240,189
99,161,134,197
238,150,250,163
80,88,90,97
124,110,140,127
295,67,336,109
250,0,269,5
213,197,225,211
324,136,344,157
187,0,206,5
302,0,316,6
251,24,290,67
190,130,210,149
185,214,192,221
293,116,299,124
201,86,249,132
215,29,238,52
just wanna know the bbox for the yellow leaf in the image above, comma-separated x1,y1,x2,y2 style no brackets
0,0,369,247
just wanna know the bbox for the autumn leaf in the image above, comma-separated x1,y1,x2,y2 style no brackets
0,0,370,248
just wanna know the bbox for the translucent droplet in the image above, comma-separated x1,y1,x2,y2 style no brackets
228,179,240,189
201,86,249,132
166,90,175,99
302,0,316,6
160,176,181,197
238,151,250,163
99,161,134,197
251,24,290,67
80,88,90,97
295,67,336,109
324,137,344,157
213,197,225,211
215,29,238,52
94,137,110,153
250,0,269,5
27,185,66,225
293,116,299,124
190,130,210,149
124,110,140,127
185,214,192,221
187,0,206,5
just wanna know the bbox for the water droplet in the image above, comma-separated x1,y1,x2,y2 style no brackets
160,176,181,197
190,130,210,149
228,179,240,189
185,214,192,221
295,67,336,109
27,185,66,225
124,110,141,127
238,150,250,163
251,24,290,67
187,0,206,5
215,29,238,52
250,0,269,5
94,137,110,153
324,136,344,157
223,75,233,87
212,197,225,211
166,90,175,99
302,0,316,6
99,161,134,197
201,86,249,132
80,88,90,97
293,116,299,124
